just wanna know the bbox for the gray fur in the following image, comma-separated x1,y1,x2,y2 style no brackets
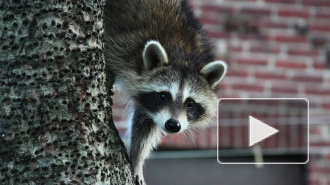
104,0,227,184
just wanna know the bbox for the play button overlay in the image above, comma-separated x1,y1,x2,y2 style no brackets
249,116,279,147
217,98,309,164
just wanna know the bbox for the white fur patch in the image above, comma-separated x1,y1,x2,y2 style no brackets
125,104,135,149
182,85,202,103
169,82,180,101
182,85,190,102
177,113,188,132
145,84,169,93
151,108,172,130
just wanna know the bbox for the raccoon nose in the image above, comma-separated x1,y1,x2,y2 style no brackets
165,119,181,133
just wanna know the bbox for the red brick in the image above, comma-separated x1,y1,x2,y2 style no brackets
310,167,330,173
275,35,307,43
219,102,243,110
250,46,280,54
315,12,330,19
246,20,259,27
229,126,235,147
311,37,328,48
297,124,305,148
237,58,268,65
206,31,231,39
305,89,330,96
304,0,330,7
254,100,282,106
313,62,328,69
227,70,249,77
260,21,289,29
240,125,249,147
271,87,298,94
200,5,234,13
227,45,242,52
208,127,217,148
218,82,231,90
238,34,269,41
324,103,330,109
288,49,320,56
255,72,286,80
326,154,330,161
240,8,271,16
278,9,309,18
310,24,330,32
217,93,239,99
265,0,295,3
292,75,323,83
310,127,321,135
199,17,221,25
238,34,256,40
276,60,307,69
232,84,264,92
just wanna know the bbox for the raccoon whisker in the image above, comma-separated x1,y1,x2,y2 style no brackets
188,129,196,141
187,124,196,133
192,125,211,144
189,125,208,145
188,128,195,138
183,125,196,144
187,129,197,147
181,131,189,140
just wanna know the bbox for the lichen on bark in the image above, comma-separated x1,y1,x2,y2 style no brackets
0,0,133,184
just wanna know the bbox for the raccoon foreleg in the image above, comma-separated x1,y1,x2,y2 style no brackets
128,109,162,185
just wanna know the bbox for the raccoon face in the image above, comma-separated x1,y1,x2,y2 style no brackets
136,82,216,133
134,40,227,133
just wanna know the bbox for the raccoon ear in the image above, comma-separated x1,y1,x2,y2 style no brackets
143,40,169,70
200,60,227,88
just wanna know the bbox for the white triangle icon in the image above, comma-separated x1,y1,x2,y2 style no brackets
249,116,279,147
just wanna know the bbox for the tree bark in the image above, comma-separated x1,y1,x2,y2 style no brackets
0,0,134,184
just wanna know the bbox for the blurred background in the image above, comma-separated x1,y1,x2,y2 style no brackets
112,0,330,184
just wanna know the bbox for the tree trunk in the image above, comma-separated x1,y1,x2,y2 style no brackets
0,0,134,184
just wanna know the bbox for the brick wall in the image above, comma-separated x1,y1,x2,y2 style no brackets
112,0,330,184
192,1,330,184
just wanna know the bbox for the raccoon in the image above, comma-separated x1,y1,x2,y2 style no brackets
104,0,227,184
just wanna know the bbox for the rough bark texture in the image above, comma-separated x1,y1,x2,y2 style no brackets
0,0,134,184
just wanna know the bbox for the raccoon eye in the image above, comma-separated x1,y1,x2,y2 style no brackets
158,92,168,101
186,100,195,108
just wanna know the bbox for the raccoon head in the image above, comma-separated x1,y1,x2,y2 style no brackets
134,40,227,133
